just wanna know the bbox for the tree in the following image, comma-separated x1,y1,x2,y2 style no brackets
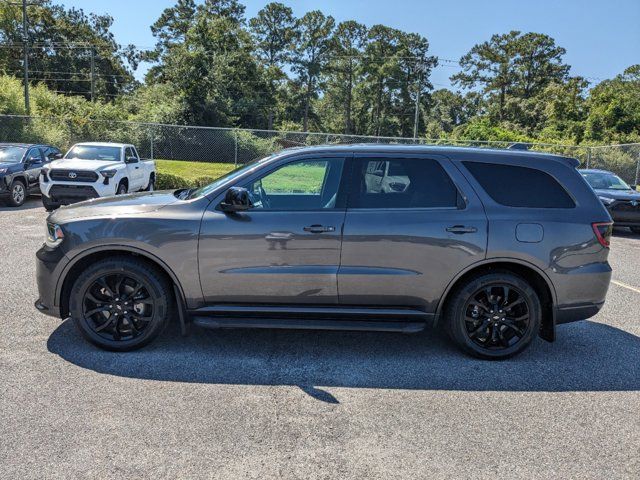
0,1,136,99
585,65,640,143
249,2,296,129
322,20,367,133
424,89,481,138
291,10,335,132
452,31,569,124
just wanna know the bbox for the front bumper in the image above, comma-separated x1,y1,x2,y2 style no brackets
35,244,69,318
607,202,640,227
41,178,116,205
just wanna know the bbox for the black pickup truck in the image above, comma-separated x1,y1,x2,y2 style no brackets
0,143,62,207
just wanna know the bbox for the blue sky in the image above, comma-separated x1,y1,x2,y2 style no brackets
61,0,640,88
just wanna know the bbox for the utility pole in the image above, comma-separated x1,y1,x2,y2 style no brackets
90,46,96,101
21,0,30,114
413,62,427,139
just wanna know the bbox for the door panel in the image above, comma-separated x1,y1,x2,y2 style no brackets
338,154,488,312
198,156,347,305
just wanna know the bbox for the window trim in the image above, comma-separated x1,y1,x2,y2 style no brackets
347,154,464,211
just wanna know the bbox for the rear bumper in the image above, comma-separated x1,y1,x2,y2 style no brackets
555,301,604,324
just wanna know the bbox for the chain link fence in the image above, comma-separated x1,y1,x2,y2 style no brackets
1,115,638,184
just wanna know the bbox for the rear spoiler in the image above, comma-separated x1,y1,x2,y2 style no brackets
508,142,580,168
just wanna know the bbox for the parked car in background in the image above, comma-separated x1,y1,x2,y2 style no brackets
40,142,156,211
35,145,613,359
0,143,62,207
580,169,640,233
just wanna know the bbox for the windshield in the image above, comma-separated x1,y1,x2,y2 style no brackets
0,146,26,163
185,155,276,200
581,171,631,191
65,145,121,161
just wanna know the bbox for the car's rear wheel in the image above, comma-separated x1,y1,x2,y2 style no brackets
8,179,26,207
69,257,172,351
445,272,541,359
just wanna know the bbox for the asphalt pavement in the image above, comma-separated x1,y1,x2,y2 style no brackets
1,197,638,479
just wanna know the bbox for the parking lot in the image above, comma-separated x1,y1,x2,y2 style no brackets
1,197,638,479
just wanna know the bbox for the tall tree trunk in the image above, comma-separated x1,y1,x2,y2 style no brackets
303,77,312,132
345,61,353,134
499,85,506,121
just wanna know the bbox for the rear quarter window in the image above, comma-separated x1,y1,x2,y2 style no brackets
463,162,575,208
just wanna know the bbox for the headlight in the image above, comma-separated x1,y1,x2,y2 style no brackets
0,168,7,174
598,196,615,205
100,170,117,178
40,168,50,182
45,222,65,248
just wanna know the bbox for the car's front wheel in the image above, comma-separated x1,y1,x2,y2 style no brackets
69,257,172,351
444,272,541,359
42,195,59,212
116,181,128,195
8,179,26,207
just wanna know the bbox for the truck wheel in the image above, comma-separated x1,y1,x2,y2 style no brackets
444,272,541,359
69,256,172,351
7,179,27,207
144,176,155,192
42,195,60,212
116,181,128,195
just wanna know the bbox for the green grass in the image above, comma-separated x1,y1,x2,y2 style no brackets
155,159,235,182
155,159,327,193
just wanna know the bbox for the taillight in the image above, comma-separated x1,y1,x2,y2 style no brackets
592,222,613,248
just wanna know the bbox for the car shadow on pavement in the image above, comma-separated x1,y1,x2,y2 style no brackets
47,318,640,399
0,197,42,212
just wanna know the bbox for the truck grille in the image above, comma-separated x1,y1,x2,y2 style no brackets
50,185,99,201
611,200,640,212
49,169,99,182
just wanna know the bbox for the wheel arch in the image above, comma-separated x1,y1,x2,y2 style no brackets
434,258,557,341
57,246,186,319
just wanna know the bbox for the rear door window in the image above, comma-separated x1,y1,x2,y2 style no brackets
463,162,575,208
350,157,458,209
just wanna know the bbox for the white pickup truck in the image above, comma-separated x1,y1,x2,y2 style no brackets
40,142,156,210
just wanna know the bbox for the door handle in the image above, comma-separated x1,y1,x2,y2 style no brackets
303,225,336,233
446,225,478,234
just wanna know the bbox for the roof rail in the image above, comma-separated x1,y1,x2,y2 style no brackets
508,142,532,150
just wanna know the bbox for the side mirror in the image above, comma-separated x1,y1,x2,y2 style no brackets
125,156,138,164
25,157,42,167
219,187,253,212
631,184,638,191
49,152,63,161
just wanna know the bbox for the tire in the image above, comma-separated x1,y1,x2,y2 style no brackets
7,179,27,207
42,195,59,212
144,175,155,192
68,256,173,351
444,272,541,359
116,181,128,195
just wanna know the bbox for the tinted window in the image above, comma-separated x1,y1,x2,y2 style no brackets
243,158,344,210
350,157,458,209
26,148,43,162
463,162,575,208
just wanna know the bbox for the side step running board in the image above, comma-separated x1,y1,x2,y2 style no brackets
192,316,425,333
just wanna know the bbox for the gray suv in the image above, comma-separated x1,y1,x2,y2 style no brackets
35,145,613,359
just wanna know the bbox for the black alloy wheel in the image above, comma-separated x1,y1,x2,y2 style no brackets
445,272,541,359
82,273,155,342
69,257,172,351
463,284,530,350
